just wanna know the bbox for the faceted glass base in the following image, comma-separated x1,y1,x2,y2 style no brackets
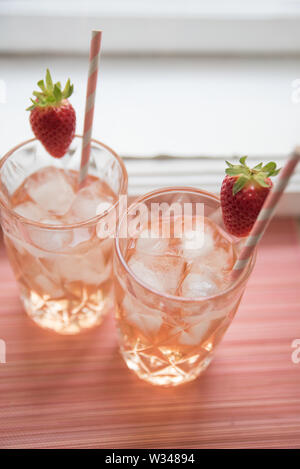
121,346,213,387
22,290,112,335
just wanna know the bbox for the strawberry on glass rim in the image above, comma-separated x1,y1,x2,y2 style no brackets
220,156,280,238
27,69,76,158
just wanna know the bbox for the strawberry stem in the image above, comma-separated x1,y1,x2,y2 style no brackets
26,69,74,111
225,156,281,195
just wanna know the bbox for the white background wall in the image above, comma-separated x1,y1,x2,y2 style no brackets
0,1,300,207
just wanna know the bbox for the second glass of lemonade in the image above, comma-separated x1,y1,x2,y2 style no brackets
114,188,256,386
0,136,128,334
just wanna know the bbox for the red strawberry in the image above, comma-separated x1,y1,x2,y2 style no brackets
220,156,280,237
27,69,76,158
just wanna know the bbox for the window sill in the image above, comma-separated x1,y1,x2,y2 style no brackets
0,54,299,213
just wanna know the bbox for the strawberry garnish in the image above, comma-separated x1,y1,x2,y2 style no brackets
27,69,76,158
220,156,280,237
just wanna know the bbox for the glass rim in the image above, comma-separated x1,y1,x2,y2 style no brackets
0,135,128,230
115,186,257,304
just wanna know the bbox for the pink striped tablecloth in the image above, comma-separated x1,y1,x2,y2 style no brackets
0,217,300,449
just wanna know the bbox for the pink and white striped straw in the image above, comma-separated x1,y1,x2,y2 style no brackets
231,148,300,281
79,30,102,185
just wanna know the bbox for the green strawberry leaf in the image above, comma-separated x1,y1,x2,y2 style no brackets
226,166,249,177
45,69,53,91
270,168,281,176
68,84,74,97
33,91,45,100
253,172,270,188
233,175,250,195
262,162,276,174
26,98,40,111
239,156,247,166
37,80,46,92
27,69,74,110
62,79,70,98
53,84,62,101
225,156,281,195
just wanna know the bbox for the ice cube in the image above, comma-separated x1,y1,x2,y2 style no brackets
70,227,93,247
128,254,184,295
55,243,110,285
14,201,45,222
128,256,162,292
182,226,214,259
29,219,73,252
123,294,162,335
27,167,75,215
69,181,114,222
179,319,211,345
5,232,54,259
201,246,234,275
181,272,219,298
34,274,64,298
135,230,169,256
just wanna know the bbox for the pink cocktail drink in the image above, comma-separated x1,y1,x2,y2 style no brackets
0,137,127,334
114,188,255,386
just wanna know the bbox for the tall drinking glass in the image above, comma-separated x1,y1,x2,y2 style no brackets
0,136,127,334
114,188,256,386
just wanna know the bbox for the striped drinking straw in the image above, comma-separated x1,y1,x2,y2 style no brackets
79,30,102,185
231,148,300,281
